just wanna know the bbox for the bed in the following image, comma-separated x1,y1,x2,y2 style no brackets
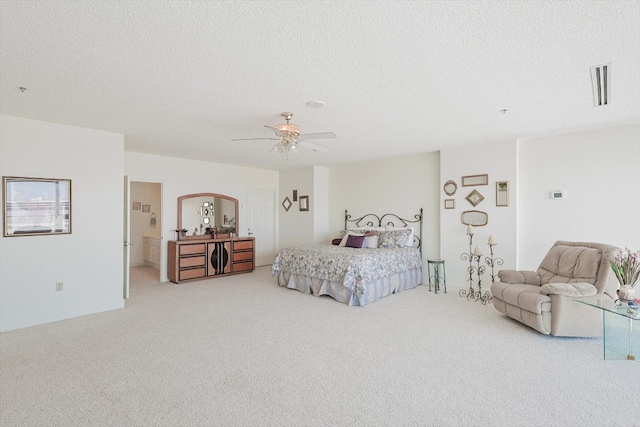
271,209,424,306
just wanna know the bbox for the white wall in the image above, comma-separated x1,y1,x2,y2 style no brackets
517,123,640,268
124,152,279,281
439,123,640,289
328,153,441,268
440,140,518,289
0,115,125,332
278,167,315,248
313,166,329,243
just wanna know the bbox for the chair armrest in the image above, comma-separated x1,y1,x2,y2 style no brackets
497,270,541,285
540,282,597,297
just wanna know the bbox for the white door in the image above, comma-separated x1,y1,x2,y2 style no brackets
246,189,276,266
123,176,131,298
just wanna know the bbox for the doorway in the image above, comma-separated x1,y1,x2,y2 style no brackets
129,181,162,285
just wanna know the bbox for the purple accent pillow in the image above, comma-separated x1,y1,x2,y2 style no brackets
331,238,342,245
346,234,365,248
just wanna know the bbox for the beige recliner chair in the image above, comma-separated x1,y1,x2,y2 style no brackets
490,241,619,337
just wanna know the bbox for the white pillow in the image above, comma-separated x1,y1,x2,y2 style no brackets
362,234,379,249
385,226,414,247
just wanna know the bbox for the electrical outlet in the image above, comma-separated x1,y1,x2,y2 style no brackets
55,281,64,292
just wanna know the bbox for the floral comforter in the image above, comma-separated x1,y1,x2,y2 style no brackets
271,244,422,294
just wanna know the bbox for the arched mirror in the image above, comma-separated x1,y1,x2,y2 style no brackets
178,193,238,239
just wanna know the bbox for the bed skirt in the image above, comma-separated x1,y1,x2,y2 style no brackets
275,267,422,306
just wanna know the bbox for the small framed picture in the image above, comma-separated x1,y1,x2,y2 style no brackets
444,199,456,209
142,204,150,213
132,201,141,210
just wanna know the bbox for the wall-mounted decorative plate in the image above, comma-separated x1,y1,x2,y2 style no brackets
465,189,485,207
282,196,292,212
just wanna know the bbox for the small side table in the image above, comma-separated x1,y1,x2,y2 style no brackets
427,259,447,294
574,298,639,361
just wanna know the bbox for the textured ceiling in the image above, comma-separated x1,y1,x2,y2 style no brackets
1,1,639,171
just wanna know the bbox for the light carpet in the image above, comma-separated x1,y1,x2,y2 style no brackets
1,266,638,427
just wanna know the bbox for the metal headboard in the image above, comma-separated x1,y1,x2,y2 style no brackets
344,208,424,253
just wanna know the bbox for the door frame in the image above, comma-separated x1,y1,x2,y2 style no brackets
123,176,165,297
246,188,278,266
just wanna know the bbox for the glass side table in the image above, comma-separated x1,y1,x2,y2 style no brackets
574,298,639,361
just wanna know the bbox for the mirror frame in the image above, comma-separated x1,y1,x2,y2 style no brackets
299,195,309,212
443,180,457,196
496,181,509,207
461,210,488,226
177,193,239,240
461,174,489,187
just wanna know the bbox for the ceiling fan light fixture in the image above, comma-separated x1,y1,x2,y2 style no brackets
275,123,301,136
233,111,334,160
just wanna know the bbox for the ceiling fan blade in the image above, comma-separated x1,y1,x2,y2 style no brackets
301,141,329,152
300,132,336,140
231,137,280,141
264,125,285,137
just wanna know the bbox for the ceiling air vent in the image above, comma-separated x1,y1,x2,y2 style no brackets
590,63,611,107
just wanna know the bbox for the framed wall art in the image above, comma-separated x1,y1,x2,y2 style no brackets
3,176,72,237
132,201,141,210
142,204,150,213
444,199,456,209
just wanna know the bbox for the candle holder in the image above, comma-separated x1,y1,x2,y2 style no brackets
459,233,493,305
459,232,475,298
484,243,504,285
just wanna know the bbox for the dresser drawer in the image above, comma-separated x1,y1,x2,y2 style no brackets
233,240,254,251
233,260,253,272
233,250,253,261
179,243,206,255
179,268,206,281
179,256,206,268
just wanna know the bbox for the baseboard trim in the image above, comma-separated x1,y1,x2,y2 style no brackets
0,298,125,332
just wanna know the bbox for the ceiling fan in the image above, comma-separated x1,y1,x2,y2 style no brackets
232,112,336,159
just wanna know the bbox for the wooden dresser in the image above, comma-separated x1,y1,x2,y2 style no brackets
168,237,255,284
